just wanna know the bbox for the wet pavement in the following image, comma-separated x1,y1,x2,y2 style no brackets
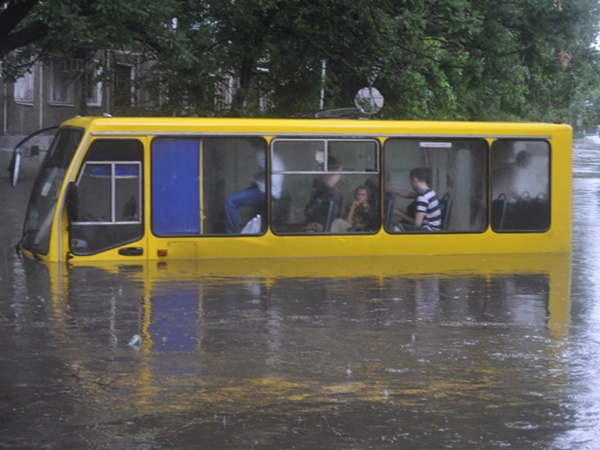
1,137,600,449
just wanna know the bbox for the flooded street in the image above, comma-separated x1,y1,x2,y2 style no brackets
1,138,599,449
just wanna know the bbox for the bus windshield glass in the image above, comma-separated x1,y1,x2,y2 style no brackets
21,127,84,256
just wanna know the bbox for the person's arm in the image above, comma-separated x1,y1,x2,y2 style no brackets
388,187,416,199
345,201,359,222
396,209,415,224
413,211,425,227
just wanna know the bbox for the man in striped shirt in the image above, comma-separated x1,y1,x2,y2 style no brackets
393,167,442,232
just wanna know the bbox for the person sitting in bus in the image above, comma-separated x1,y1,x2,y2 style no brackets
330,185,377,233
304,154,342,232
492,149,536,203
392,167,442,232
225,150,284,234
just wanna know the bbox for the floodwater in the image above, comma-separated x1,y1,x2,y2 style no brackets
0,138,599,449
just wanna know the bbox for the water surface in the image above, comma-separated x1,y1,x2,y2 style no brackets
1,138,599,449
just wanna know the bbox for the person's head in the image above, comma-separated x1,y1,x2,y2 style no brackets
354,185,370,204
409,167,431,191
314,150,341,170
327,155,340,171
515,150,531,168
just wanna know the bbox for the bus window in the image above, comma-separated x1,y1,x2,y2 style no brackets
271,138,380,234
151,137,268,236
384,138,487,233
491,140,550,232
21,127,84,256
70,139,143,255
329,140,378,172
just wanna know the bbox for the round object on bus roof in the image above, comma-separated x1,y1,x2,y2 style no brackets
354,87,384,115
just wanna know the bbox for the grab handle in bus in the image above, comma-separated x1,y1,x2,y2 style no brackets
118,247,144,256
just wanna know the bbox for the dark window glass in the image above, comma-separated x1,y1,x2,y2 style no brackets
491,140,550,232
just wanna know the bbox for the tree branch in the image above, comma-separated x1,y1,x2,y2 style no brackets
0,20,48,58
0,0,40,39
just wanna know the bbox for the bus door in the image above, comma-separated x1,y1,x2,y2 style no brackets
65,138,145,259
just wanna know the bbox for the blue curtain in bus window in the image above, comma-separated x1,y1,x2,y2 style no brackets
152,139,200,235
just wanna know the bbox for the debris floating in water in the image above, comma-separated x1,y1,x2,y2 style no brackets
128,334,141,346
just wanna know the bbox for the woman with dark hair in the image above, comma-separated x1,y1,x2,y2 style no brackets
330,185,377,233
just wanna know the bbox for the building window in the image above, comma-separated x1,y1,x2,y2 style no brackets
49,58,78,105
114,63,133,107
86,65,103,107
14,70,34,104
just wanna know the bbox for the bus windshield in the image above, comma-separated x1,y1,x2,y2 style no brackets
21,128,84,256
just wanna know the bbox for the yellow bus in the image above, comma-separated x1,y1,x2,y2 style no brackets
13,116,572,263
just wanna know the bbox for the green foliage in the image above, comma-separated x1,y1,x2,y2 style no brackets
2,0,600,121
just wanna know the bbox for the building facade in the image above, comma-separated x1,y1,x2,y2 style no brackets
0,52,154,177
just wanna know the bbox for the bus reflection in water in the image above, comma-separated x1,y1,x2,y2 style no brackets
36,254,569,412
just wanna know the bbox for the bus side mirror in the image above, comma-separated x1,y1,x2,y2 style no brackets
9,152,22,188
66,182,79,222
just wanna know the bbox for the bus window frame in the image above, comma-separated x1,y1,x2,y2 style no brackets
490,138,551,233
270,137,381,235
383,136,489,234
271,137,380,175
71,160,143,226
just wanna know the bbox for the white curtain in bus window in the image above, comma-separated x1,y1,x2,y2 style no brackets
491,140,550,232
271,138,380,234
383,138,487,233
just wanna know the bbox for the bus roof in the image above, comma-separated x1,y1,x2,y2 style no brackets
61,116,572,139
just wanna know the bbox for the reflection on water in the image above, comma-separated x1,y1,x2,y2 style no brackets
554,137,600,449
0,251,574,449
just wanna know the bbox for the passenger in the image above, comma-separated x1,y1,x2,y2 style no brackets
304,152,342,232
492,149,536,203
393,167,442,232
330,185,377,233
225,150,284,234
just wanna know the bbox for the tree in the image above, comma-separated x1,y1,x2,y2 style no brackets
0,0,187,79
2,0,599,121
0,0,45,60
